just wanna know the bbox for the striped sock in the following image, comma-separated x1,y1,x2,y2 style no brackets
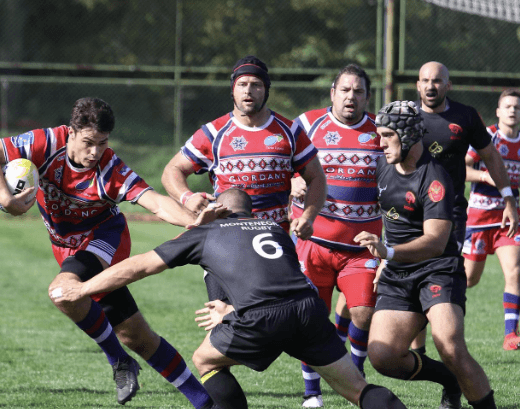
503,292,520,335
335,312,351,343
147,337,212,409
301,362,321,396
75,301,129,366
348,322,369,374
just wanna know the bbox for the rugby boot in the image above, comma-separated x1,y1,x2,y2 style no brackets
503,332,520,350
112,356,141,405
302,394,324,408
439,388,462,409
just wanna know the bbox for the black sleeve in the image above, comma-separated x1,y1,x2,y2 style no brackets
419,163,455,222
154,228,206,268
468,107,492,151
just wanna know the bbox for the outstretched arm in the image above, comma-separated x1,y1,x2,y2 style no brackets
49,250,168,302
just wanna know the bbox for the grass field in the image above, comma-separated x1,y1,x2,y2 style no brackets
1,215,519,408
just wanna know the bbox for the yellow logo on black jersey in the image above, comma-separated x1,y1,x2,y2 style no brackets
385,207,399,220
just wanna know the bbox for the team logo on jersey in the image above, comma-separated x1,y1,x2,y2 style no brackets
404,191,416,211
358,132,377,144
378,184,387,197
449,124,463,135
430,284,442,298
264,134,283,146
385,207,399,220
54,167,63,185
230,136,248,151
76,178,95,191
499,144,509,156
428,141,443,156
324,131,341,146
428,180,445,202
118,164,130,176
11,132,34,147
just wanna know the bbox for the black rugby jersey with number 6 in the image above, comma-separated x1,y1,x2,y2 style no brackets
377,150,459,269
154,213,315,314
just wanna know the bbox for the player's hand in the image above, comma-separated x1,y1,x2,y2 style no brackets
290,176,307,201
1,187,36,215
186,203,232,229
195,300,233,331
48,281,85,302
184,192,216,214
354,231,387,259
502,196,519,238
291,217,313,240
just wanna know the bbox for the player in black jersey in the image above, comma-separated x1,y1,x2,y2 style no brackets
411,60,518,360
354,101,497,409
50,188,408,409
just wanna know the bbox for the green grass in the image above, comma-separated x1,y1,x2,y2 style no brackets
0,215,519,408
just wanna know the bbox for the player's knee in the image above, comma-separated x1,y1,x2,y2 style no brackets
192,348,206,375
466,275,480,288
368,342,405,376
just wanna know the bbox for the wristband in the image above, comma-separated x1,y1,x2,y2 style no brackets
385,246,395,261
180,191,194,205
479,171,488,183
500,187,514,198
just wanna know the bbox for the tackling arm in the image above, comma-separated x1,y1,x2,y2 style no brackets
49,250,168,302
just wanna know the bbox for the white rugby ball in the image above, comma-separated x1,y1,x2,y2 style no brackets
1,158,39,212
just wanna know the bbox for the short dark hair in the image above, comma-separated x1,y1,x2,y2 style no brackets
498,88,520,107
216,188,253,214
332,64,371,96
69,97,115,133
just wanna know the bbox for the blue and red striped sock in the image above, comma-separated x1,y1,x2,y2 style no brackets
147,337,212,409
75,301,129,365
503,292,520,335
348,322,369,374
301,362,321,396
335,312,351,344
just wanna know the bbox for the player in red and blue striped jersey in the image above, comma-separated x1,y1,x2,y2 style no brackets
162,55,326,239
290,65,382,408
0,97,221,408
463,89,520,350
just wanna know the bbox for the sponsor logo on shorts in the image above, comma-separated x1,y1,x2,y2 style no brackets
365,259,379,269
430,284,442,298
428,180,445,202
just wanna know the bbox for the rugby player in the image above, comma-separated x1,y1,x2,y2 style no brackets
0,97,222,408
463,89,520,350
290,64,381,407
355,101,497,409
50,188,408,409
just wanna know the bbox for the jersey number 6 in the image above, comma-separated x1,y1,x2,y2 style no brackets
252,233,284,259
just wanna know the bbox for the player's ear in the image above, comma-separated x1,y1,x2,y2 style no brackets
446,80,452,91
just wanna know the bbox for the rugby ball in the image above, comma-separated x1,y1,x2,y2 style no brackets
0,158,39,212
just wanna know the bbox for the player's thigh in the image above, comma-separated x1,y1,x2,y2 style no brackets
426,302,466,357
496,245,520,287
193,332,241,375
369,309,425,356
463,258,486,287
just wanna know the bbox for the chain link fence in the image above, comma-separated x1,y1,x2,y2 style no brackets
1,0,519,146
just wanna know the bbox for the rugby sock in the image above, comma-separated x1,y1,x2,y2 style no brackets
201,367,248,409
411,346,427,355
75,301,128,366
147,337,213,409
503,292,520,335
468,390,497,409
359,384,406,409
301,362,322,396
335,312,351,343
408,350,461,394
348,322,368,374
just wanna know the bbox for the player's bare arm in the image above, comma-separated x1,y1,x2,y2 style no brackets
162,151,216,213
478,142,519,236
290,157,327,240
354,219,452,262
49,250,168,302
464,154,495,186
0,146,36,215
195,300,236,331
